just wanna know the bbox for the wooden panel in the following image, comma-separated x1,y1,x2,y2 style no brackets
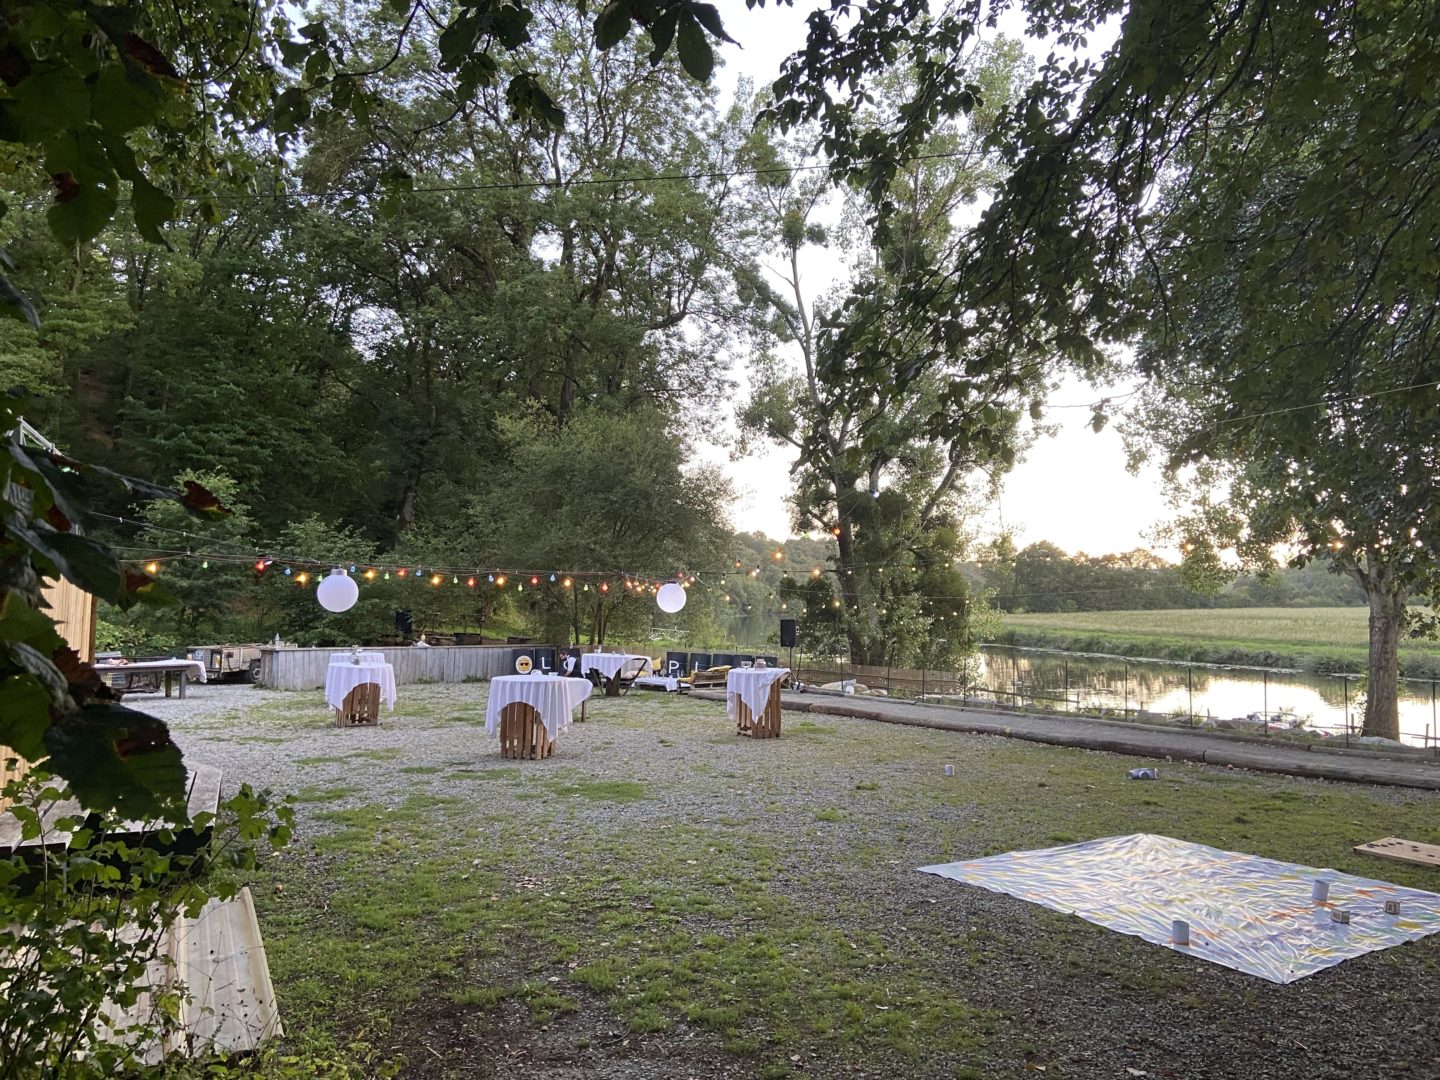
96,886,282,1063
40,576,96,663
1355,836,1440,869
258,645,521,690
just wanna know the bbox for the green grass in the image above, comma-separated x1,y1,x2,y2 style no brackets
1000,606,1440,676
184,684,1439,1079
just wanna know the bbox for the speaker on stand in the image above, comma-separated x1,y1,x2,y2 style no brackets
780,618,797,676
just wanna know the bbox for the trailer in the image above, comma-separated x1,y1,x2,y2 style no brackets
187,644,264,683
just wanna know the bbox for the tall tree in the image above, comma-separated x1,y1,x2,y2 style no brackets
738,41,1038,665
1122,46,1440,738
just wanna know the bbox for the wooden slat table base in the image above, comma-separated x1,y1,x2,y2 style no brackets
334,682,381,727
1355,836,1440,869
499,702,554,759
736,682,783,739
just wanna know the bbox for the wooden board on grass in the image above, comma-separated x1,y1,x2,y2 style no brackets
1355,836,1440,870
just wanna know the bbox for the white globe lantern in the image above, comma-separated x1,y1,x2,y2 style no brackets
656,581,687,613
317,568,359,613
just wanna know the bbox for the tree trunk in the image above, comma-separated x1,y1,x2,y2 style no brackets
1362,584,1405,740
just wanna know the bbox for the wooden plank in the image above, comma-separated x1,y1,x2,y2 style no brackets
1355,836,1440,869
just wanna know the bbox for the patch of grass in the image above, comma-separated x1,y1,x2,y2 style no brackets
398,765,443,776
854,781,880,791
292,785,362,803
790,721,836,734
450,984,512,1008
547,781,648,802
294,755,346,766
814,808,846,823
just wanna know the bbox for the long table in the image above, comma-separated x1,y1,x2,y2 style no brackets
94,659,208,699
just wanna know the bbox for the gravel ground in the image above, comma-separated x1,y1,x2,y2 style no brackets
141,682,1440,1080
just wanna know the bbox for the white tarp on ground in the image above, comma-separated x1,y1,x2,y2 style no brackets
919,833,1440,983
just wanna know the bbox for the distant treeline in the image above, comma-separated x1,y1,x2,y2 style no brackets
972,542,1364,613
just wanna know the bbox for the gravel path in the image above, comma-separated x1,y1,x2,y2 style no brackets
139,682,1440,1080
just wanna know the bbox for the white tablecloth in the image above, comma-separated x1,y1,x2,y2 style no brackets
725,667,790,722
324,661,397,711
580,653,651,679
95,659,208,683
330,651,386,665
485,675,593,740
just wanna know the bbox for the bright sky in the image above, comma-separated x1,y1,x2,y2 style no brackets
695,2,1174,556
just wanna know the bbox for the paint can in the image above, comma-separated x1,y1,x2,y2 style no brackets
1128,768,1158,780
943,765,955,777
1330,908,1351,924
1311,879,1330,902
1384,900,1401,915
1171,919,1190,946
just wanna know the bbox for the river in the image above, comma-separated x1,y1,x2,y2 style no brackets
971,645,1438,749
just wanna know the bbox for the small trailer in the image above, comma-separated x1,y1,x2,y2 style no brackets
187,644,264,683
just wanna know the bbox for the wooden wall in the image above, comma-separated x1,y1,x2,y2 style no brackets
258,645,534,691
41,575,97,662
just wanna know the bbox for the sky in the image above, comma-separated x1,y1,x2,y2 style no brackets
691,3,1175,556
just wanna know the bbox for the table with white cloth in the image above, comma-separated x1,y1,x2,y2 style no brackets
94,659,208,699
485,674,593,758
324,659,397,727
579,652,651,697
726,667,790,739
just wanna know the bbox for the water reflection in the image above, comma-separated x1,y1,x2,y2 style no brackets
972,646,1438,748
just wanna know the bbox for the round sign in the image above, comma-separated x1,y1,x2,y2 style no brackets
656,581,687,613
514,655,534,674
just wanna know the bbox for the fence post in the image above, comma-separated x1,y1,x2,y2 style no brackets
1124,661,1130,718
1262,670,1268,734
1187,666,1194,727
1432,678,1436,756
1343,675,1350,747
1064,659,1069,714
921,664,926,699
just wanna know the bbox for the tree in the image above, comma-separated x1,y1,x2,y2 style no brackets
1122,55,1440,737
737,41,1033,664
484,406,731,646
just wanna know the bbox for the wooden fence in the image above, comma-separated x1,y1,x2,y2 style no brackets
258,645,541,691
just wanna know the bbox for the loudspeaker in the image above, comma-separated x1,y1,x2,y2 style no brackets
779,619,797,648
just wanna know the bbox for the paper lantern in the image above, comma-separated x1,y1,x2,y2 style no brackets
656,582,687,613
317,568,359,613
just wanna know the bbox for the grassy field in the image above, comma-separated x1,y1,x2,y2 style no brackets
154,684,1440,1079
999,606,1440,676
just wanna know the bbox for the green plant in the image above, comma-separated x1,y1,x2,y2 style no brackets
0,769,292,1077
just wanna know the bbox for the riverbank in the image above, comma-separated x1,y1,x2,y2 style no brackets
999,607,1440,678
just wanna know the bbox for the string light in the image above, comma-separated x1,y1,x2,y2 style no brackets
467,576,476,587
398,568,408,578
283,566,292,576
550,573,557,583
365,569,376,580
145,561,159,574
600,581,609,592
531,576,540,586
296,572,309,585
562,577,572,588
496,574,506,587
431,573,442,587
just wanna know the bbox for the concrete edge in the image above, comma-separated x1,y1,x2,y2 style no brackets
689,690,1440,791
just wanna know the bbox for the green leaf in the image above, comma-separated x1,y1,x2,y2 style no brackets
674,14,714,81
0,592,65,655
0,675,52,762
685,2,736,45
90,63,165,133
593,2,633,50
44,531,123,601
0,268,39,328
646,10,679,63
130,172,174,247
44,703,187,819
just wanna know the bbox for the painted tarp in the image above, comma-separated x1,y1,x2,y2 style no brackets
919,833,1440,983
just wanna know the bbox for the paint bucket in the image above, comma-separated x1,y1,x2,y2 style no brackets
1331,908,1351,924
1311,879,1330,903
943,765,955,777
1128,768,1158,780
1171,919,1190,946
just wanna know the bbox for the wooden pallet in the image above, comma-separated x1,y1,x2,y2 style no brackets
499,702,553,759
736,682,783,739
334,682,381,727
1355,836,1440,870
